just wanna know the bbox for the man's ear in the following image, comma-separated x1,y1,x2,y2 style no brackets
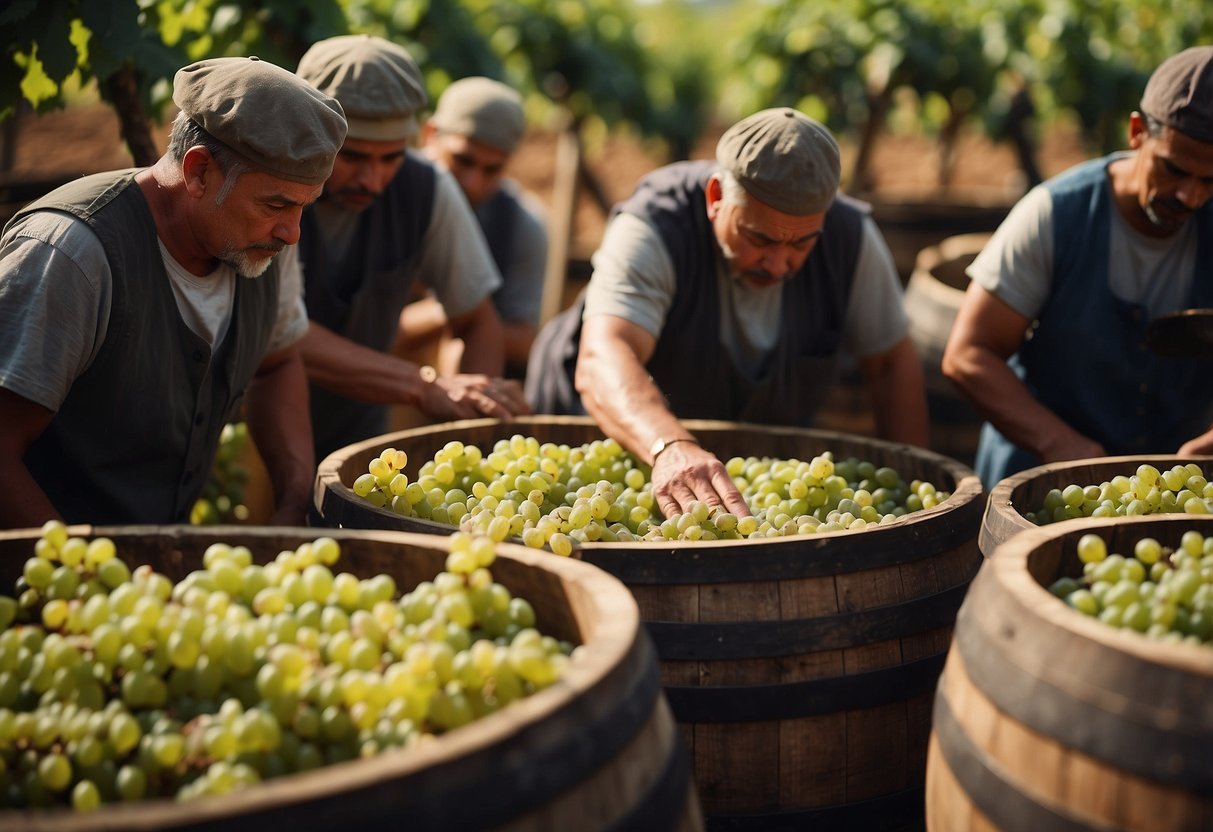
181,146,214,198
705,173,724,220
1127,111,1148,150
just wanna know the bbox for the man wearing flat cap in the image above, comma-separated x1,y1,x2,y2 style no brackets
0,56,346,528
527,107,927,519
396,76,548,379
294,35,529,464
943,46,1213,488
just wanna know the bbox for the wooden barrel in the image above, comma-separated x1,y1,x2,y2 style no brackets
315,416,987,828
0,525,701,832
927,514,1213,831
979,455,1213,557
904,232,988,399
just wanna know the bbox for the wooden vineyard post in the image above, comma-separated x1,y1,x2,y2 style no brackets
539,127,582,329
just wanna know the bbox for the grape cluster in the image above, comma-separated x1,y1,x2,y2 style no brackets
191,422,252,525
351,435,950,554
1029,462,1213,526
1049,528,1213,644
0,522,572,811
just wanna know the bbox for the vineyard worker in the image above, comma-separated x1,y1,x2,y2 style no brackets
527,108,928,519
294,35,529,464
942,46,1213,489
0,56,346,528
398,76,548,378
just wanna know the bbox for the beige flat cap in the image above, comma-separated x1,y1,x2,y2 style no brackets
173,56,347,185
297,35,427,142
430,77,526,154
716,108,841,216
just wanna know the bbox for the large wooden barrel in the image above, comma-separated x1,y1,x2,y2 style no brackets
927,514,1213,831
979,455,1213,557
0,525,701,832
315,416,987,828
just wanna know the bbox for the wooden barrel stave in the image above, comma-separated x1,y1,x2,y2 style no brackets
314,417,986,827
928,515,1213,832
0,526,702,832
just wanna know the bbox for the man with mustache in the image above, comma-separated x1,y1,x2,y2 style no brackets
527,108,927,519
293,35,529,464
942,46,1213,488
0,56,347,527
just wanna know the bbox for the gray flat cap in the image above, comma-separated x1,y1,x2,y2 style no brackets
430,77,526,154
716,108,841,216
173,56,347,185
297,35,427,142
1141,46,1213,144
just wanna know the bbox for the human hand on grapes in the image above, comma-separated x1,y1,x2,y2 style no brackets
418,373,531,420
651,443,752,520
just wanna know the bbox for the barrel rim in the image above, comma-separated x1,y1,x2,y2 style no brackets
0,524,647,831
985,513,1213,673
979,453,1213,555
314,416,985,559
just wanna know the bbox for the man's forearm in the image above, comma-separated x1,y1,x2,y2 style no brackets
245,350,314,524
300,322,430,405
862,337,930,448
451,302,506,376
0,462,62,530
576,340,690,465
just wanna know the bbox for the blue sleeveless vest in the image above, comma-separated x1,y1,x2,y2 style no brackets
975,155,1213,487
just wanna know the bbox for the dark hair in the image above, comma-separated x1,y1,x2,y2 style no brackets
166,112,250,203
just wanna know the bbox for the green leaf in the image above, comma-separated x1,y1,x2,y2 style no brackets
0,0,40,26
79,0,144,80
29,1,80,84
19,48,61,109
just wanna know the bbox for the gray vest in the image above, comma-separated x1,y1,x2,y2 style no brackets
526,161,865,424
16,170,278,523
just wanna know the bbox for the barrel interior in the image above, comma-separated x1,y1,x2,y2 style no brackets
316,415,978,534
0,526,707,832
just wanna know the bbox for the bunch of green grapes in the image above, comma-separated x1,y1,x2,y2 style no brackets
0,522,572,811
350,436,950,555
191,422,252,525
1029,463,1213,527
1048,529,1213,644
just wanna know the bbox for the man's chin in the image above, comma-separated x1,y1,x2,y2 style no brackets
227,252,276,279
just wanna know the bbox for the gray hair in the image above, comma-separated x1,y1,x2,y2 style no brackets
166,111,251,204
1141,111,1167,139
717,169,750,208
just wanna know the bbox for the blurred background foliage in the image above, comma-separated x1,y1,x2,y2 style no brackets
2,0,1212,181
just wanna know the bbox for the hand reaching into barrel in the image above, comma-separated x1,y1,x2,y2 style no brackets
651,442,752,520
417,372,531,421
